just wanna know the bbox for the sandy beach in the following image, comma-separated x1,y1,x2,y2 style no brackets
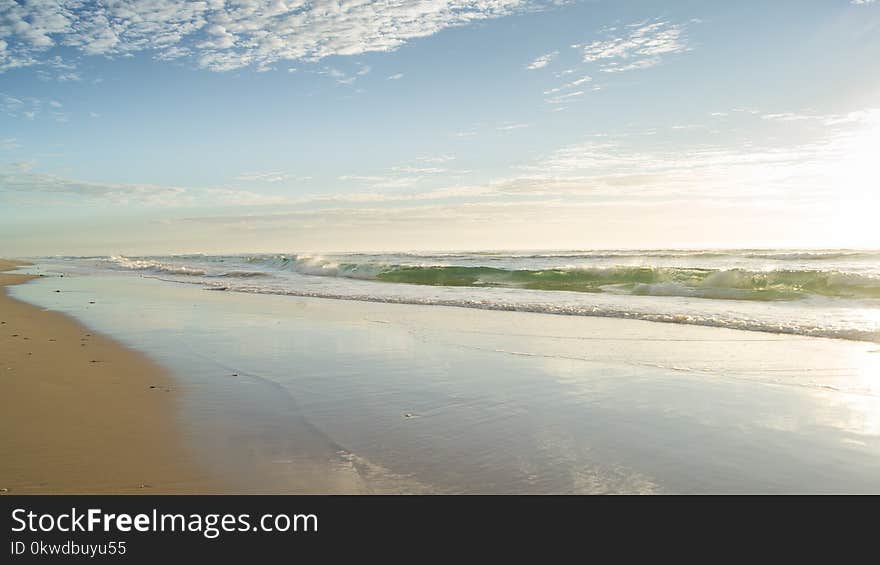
0,259,218,493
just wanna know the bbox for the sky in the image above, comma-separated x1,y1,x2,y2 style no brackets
1,0,879,255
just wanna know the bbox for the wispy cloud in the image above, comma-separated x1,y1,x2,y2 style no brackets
418,154,456,163
534,19,686,106
501,108,880,202
526,50,558,70
545,90,585,104
338,174,422,190
454,128,478,138
577,20,690,73
387,73,404,80
761,109,879,126
2,91,71,122
234,171,312,184
0,164,301,207
0,1,552,73
0,166,189,205
8,108,880,227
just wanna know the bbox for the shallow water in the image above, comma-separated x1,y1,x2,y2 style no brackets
10,264,880,493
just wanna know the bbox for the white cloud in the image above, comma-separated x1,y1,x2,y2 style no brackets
526,51,558,70
545,90,584,104
454,128,478,137
390,165,447,174
760,110,878,126
338,174,422,189
0,163,300,207
235,171,296,183
56,72,81,81
1,1,548,73
387,73,404,80
501,108,880,202
567,75,592,86
579,20,690,73
600,57,660,73
0,166,188,205
762,112,815,122
6,107,878,252
2,93,41,118
418,154,455,163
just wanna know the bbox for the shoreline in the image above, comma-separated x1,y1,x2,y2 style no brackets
0,259,220,493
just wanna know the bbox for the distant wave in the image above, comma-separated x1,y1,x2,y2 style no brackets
108,256,208,276
106,256,268,278
741,251,880,261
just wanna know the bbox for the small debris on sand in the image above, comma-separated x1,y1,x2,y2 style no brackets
54,290,61,293
403,413,415,418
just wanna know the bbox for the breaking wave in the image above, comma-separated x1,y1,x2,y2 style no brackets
92,252,880,343
106,256,267,278
107,254,880,301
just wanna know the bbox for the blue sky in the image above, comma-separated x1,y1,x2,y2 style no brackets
1,0,879,255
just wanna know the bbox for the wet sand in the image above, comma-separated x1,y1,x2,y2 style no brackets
0,259,220,493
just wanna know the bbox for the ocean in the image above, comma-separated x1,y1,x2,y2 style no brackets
35,249,880,343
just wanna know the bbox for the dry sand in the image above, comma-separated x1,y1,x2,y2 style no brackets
0,259,220,493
